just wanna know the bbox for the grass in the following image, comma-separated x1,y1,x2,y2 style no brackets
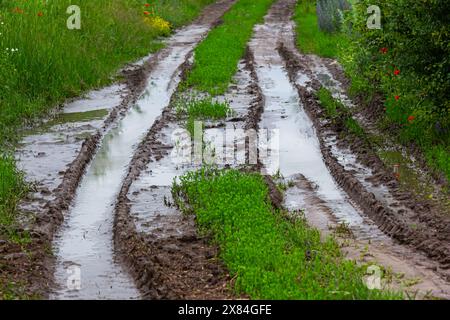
175,94,233,137
183,0,275,95
294,0,349,59
173,168,401,299
317,87,365,138
175,95,232,120
0,155,27,229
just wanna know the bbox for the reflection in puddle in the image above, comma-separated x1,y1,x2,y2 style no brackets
51,25,210,300
250,21,385,240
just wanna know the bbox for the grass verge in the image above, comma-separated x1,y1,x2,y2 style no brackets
183,0,275,95
172,168,400,299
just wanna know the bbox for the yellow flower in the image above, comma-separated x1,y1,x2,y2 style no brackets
143,16,171,36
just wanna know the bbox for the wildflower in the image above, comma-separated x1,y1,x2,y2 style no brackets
145,3,151,7
408,115,415,123
380,47,388,54
144,11,150,15
395,95,400,101
38,11,44,17
13,7,24,14
394,68,400,76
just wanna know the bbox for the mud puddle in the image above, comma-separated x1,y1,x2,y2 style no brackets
113,51,259,298
16,85,126,227
248,0,385,240
49,20,226,299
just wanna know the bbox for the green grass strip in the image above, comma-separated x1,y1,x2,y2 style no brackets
183,0,275,95
173,168,400,300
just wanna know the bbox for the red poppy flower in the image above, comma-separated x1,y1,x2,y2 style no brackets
145,3,150,7
395,95,400,101
37,11,43,17
394,68,400,76
144,11,150,15
13,7,24,14
380,47,388,54
408,115,415,123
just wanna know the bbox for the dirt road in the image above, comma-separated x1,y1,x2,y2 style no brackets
11,0,450,299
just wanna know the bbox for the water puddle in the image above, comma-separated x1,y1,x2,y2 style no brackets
50,24,212,300
249,20,385,240
126,57,258,241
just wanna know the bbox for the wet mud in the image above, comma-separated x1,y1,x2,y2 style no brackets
9,0,236,299
113,47,261,298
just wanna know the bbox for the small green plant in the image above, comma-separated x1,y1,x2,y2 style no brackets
172,168,401,300
175,95,232,120
175,94,232,138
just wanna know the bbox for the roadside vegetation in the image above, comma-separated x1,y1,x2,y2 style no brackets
183,0,274,95
0,0,214,239
317,88,365,138
294,0,450,183
173,168,401,299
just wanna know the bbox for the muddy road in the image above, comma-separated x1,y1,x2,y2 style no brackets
11,0,450,299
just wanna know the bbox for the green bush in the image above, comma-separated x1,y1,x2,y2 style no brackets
342,0,450,179
347,0,449,133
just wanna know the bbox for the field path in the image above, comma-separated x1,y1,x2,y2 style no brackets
13,0,450,299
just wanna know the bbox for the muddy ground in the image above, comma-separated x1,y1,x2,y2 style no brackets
2,0,236,299
3,0,450,300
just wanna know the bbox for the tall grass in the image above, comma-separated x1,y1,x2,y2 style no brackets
0,155,26,228
173,168,401,299
294,0,349,58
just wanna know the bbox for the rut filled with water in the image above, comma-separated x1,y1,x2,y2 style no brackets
248,1,385,240
50,23,219,300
